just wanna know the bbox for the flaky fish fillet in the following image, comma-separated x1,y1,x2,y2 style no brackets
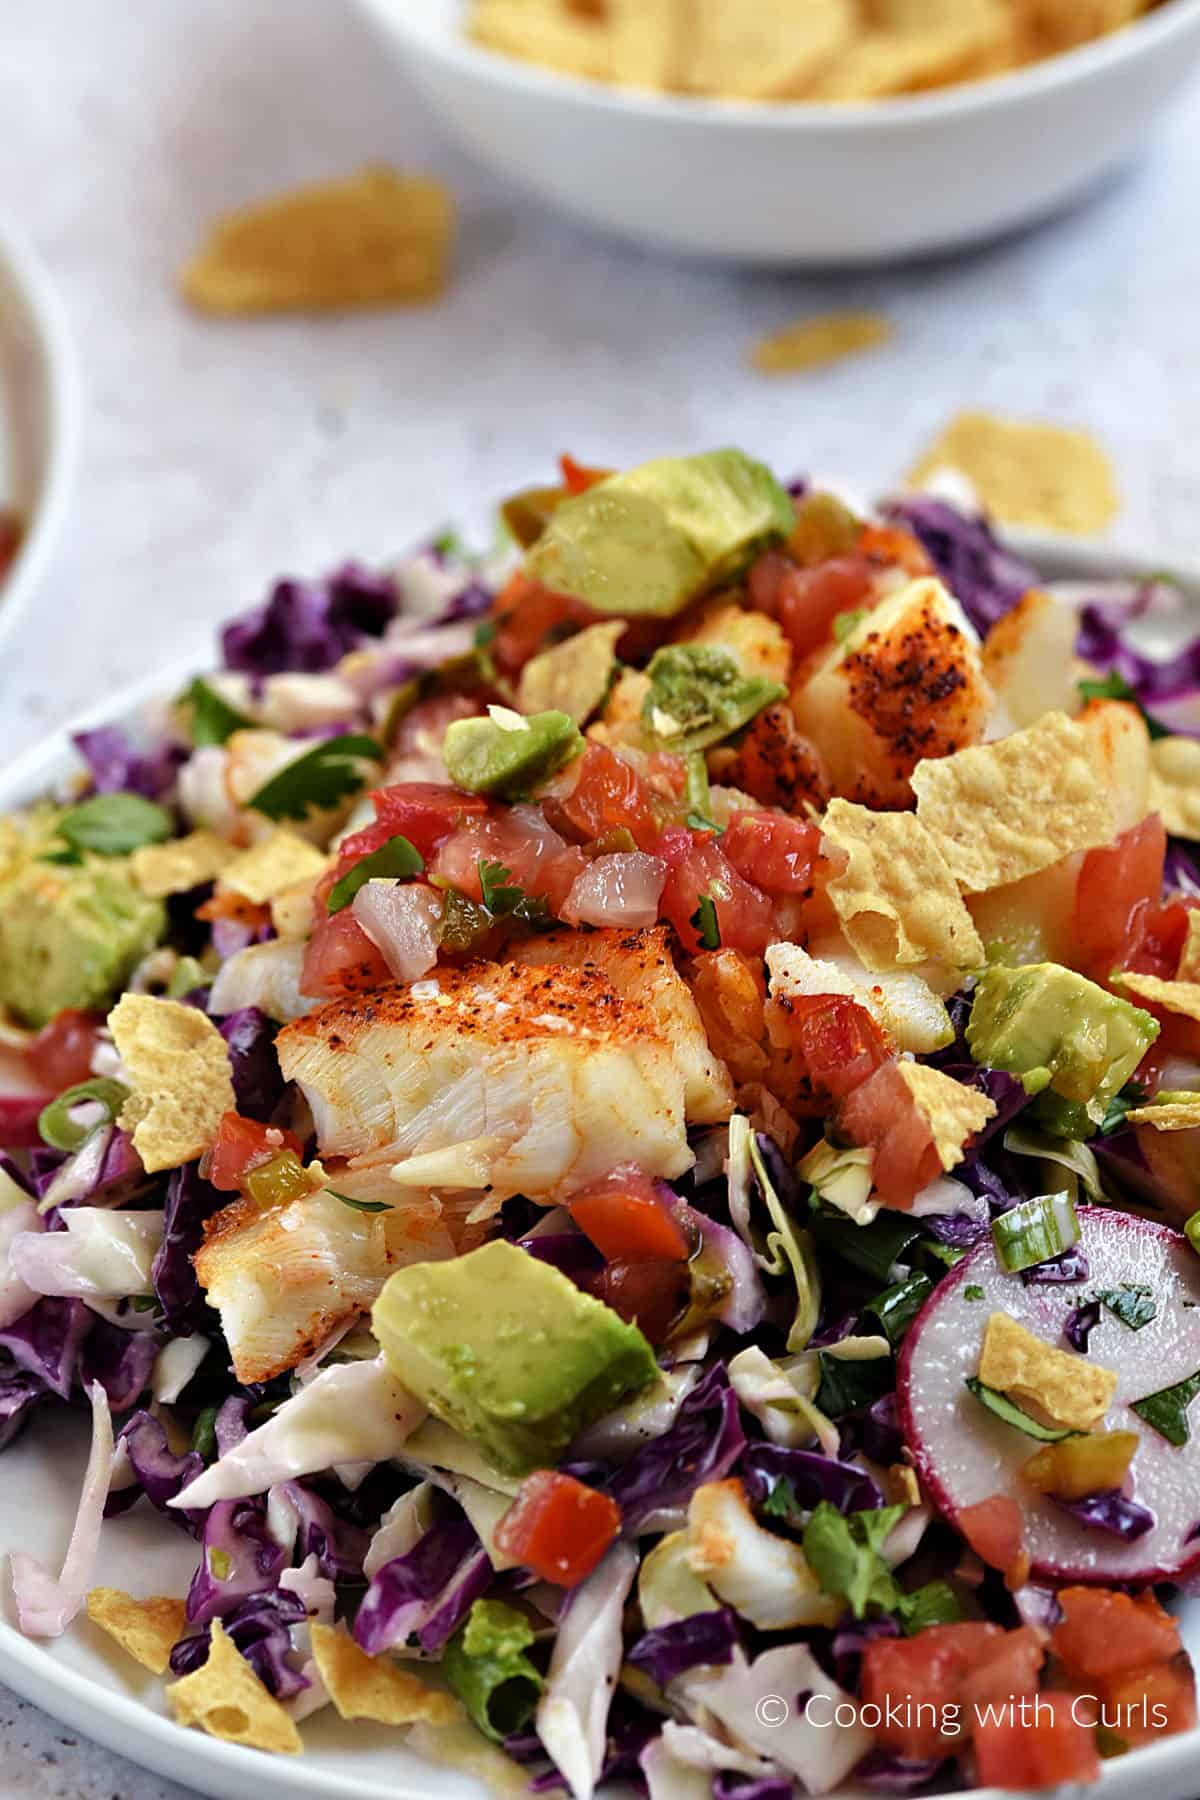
510,926,734,1125
276,961,692,1202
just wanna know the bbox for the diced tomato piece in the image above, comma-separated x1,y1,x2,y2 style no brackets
645,751,687,799
748,551,875,661
559,454,610,495
658,827,773,956
1122,897,1192,981
722,811,823,897
1075,816,1167,978
542,847,591,915
347,782,489,868
772,992,892,1107
594,1258,689,1344
26,1009,104,1091
569,1168,691,1264
836,1061,942,1209
300,910,393,1000
491,572,578,676
494,1469,621,1586
1051,1587,1182,1683
973,1690,1100,1790
957,1495,1026,1577
0,1095,53,1149
554,744,661,852
209,1112,304,1193
962,1626,1045,1711
1097,1655,1198,1746
861,1633,979,1758
428,807,572,905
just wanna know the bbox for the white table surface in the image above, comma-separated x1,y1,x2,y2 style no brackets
4,0,1200,1793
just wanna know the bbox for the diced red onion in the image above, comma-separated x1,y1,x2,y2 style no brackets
351,881,443,982
561,854,667,930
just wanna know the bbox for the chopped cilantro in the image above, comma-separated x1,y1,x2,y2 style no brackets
326,834,424,913
761,1477,802,1524
476,859,550,925
57,793,174,857
1100,1081,1149,1136
964,1284,985,1302
896,1580,962,1636
802,1501,906,1620
965,1377,1077,1442
1131,1367,1200,1446
690,891,722,951
1097,1283,1156,1332
473,619,497,649
330,1191,394,1214
815,1351,892,1419
186,675,254,747
249,734,382,822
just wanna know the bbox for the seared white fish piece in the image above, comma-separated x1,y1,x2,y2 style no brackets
511,926,734,1125
276,960,692,1201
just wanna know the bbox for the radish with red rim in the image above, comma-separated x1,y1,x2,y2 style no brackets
898,1206,1200,1584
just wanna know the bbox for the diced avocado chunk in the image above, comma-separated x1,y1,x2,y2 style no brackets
642,643,786,751
524,449,794,619
0,809,167,1028
371,1239,657,1475
442,707,583,799
967,962,1158,1138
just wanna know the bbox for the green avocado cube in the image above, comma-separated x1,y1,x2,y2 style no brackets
442,708,582,799
524,448,794,620
0,814,166,1028
371,1239,658,1475
967,961,1158,1137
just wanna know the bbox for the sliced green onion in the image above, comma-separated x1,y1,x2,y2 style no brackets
965,1377,1077,1442
863,1272,933,1347
38,1078,130,1152
991,1192,1079,1275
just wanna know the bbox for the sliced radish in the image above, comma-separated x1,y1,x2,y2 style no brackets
898,1205,1200,1584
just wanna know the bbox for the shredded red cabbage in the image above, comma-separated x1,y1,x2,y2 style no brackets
603,1363,745,1533
1056,1490,1155,1542
221,563,398,677
72,726,182,802
185,1496,288,1625
883,498,1037,636
354,1514,491,1656
151,1163,227,1333
170,1587,309,1699
215,1007,285,1121
1022,1245,1090,1286
741,1442,883,1516
105,1410,204,1531
626,1605,740,1686
1064,1299,1102,1352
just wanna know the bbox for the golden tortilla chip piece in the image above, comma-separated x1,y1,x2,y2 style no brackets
220,829,330,906
1125,1097,1200,1131
408,1719,533,1800
751,311,892,377
109,994,236,1173
1148,735,1200,840
271,875,324,943
978,1312,1117,1431
469,0,613,80
166,1619,302,1754
310,1622,461,1726
809,16,1013,98
895,1062,996,1170
906,411,1119,535
912,711,1115,893
1029,0,1150,52
683,0,855,98
181,167,454,317
87,1588,187,1675
1112,970,1200,1023
821,800,984,971
1178,912,1200,984
130,831,237,900
608,0,689,89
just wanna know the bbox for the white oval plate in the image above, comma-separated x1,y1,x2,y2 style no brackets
2,535,1200,1800
0,216,79,649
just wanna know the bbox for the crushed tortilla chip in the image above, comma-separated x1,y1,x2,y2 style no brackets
895,1062,996,1170
906,411,1119,536
109,994,235,1174
1148,735,1200,840
751,311,892,377
86,1588,187,1675
1125,1096,1200,1131
310,1622,461,1726
516,621,624,723
220,829,330,906
166,1618,301,1754
820,800,984,971
682,0,855,97
608,0,689,89
1033,0,1149,52
808,16,1012,99
408,1719,533,1800
912,711,1115,893
1178,912,1200,984
130,830,236,899
470,0,614,80
1112,970,1200,1023
978,1312,1117,1431
181,167,454,317
271,876,323,943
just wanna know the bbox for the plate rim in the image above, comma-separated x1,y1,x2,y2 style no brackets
2,532,1200,1800
0,213,81,652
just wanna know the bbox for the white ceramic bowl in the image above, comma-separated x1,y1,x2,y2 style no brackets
0,216,79,646
360,0,1200,264
2,535,1200,1800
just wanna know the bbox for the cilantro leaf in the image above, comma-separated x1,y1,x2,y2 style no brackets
802,1501,906,1620
1097,1283,1156,1332
964,1284,985,1302
249,734,382,822
477,859,550,927
327,834,425,914
1131,1367,1200,1446
329,1191,394,1214
761,1477,802,1525
965,1377,1077,1442
691,891,721,951
1100,1081,1149,1135
57,793,174,857
896,1580,962,1635
186,676,254,748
